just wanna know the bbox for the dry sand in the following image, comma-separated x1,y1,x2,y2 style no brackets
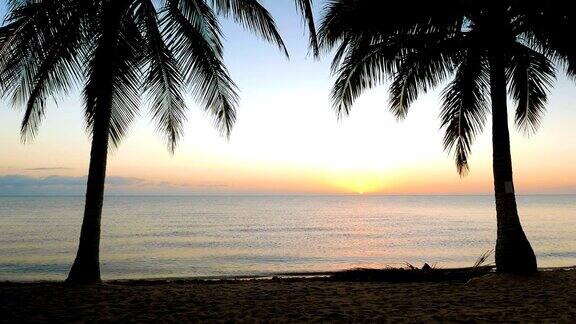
2,269,575,323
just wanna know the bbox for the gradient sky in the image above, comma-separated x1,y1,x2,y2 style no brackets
0,1,575,195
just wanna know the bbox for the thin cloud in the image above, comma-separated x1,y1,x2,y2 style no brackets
0,175,234,195
23,167,74,171
0,175,145,194
154,181,229,188
197,183,229,188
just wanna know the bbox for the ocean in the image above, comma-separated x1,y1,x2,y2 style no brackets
0,195,574,281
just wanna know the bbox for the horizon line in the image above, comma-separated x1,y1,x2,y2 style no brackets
1,193,575,197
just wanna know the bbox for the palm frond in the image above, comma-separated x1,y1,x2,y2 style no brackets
0,2,50,102
165,0,239,137
389,36,463,119
0,21,28,90
320,0,469,120
317,0,356,51
294,0,319,57
21,4,84,142
329,38,349,74
330,38,402,118
440,49,489,176
516,3,576,79
210,0,288,57
169,0,223,54
0,0,84,142
330,32,464,119
318,0,464,52
473,250,494,269
84,1,144,148
507,43,555,135
137,0,187,153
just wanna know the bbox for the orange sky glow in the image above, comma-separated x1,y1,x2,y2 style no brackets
0,3,575,196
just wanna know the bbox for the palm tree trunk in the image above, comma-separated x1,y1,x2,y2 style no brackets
65,0,126,285
66,104,111,284
489,49,537,274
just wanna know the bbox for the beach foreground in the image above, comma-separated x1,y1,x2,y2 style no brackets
2,269,575,322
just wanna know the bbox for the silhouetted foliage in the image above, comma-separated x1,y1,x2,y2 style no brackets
0,0,317,283
318,0,574,173
318,1,574,274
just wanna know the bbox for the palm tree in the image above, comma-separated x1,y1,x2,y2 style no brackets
317,1,574,274
0,0,317,284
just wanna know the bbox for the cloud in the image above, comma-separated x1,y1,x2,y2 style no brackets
0,175,84,186
23,167,74,171
154,181,229,189
0,175,233,195
106,176,145,186
0,175,144,187
196,183,229,188
0,174,145,195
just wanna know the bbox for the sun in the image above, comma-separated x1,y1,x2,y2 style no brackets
328,171,386,194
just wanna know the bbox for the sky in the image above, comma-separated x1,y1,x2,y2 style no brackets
0,1,575,195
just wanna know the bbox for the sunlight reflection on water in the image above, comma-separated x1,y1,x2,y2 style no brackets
0,195,574,280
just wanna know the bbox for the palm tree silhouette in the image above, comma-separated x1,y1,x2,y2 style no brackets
318,1,574,274
0,0,317,284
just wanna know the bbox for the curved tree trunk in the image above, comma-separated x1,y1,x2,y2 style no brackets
66,107,111,284
489,49,537,274
66,0,123,284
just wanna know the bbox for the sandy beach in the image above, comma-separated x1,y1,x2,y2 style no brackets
2,268,575,322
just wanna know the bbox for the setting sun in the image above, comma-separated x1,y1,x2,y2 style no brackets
329,171,388,194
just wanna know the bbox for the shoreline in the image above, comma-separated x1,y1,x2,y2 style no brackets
2,265,575,285
2,268,575,322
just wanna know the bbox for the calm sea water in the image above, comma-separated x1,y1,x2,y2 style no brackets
0,195,574,281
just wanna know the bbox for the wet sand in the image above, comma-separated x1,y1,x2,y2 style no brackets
1,269,575,322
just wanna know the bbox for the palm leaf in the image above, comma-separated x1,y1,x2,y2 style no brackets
294,0,319,57
507,43,555,135
389,36,463,119
0,0,84,142
137,0,187,153
318,0,464,51
83,0,144,147
440,48,489,175
516,2,576,79
330,37,402,118
209,0,288,57
164,0,239,137
0,2,50,102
